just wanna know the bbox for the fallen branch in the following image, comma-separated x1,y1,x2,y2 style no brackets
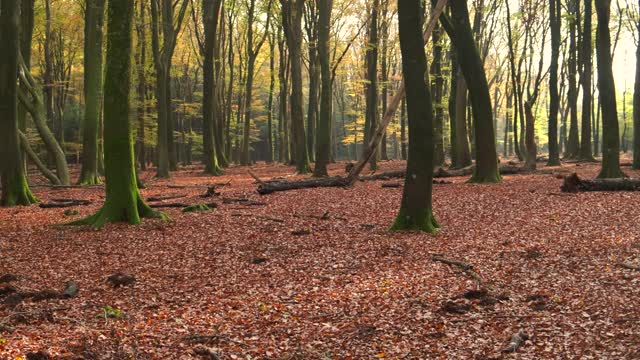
431,255,484,285
39,199,92,208
503,330,529,353
618,262,640,271
149,202,217,209
222,198,267,206
561,173,640,192
147,194,187,202
230,213,284,223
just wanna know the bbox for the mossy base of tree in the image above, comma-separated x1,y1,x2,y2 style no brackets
67,194,169,228
297,163,312,174
390,208,440,234
468,171,502,184
204,164,224,176
77,174,102,186
1,175,39,206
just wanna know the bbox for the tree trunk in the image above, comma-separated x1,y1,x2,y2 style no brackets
633,0,640,169
267,23,276,163
78,0,105,185
0,0,38,206
305,2,319,162
202,0,223,175
445,0,500,183
547,0,561,165
135,0,147,171
313,0,333,177
281,0,311,173
363,0,379,171
391,0,438,233
566,0,580,158
454,69,472,168
595,0,624,178
431,21,445,166
70,0,167,227
579,0,594,160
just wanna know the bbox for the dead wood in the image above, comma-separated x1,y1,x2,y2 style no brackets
222,198,266,206
230,213,285,223
431,255,484,285
561,173,640,192
146,194,187,202
39,199,92,208
503,330,529,353
106,273,136,288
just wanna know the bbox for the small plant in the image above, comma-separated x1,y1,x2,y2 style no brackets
103,305,123,319
182,204,211,213
64,209,80,216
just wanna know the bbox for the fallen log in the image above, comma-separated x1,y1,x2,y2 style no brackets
149,202,217,209
257,176,349,195
39,199,92,208
146,194,187,202
255,165,526,195
561,173,640,193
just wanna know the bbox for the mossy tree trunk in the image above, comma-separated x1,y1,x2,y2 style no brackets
202,0,223,175
281,0,311,174
313,0,333,177
70,0,167,227
391,0,439,233
0,0,38,206
150,0,189,178
431,21,445,167
595,0,624,178
443,0,500,183
78,0,105,185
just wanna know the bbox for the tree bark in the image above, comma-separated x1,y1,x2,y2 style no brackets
363,0,379,171
391,0,438,233
547,0,561,166
70,0,167,227
281,0,311,173
443,0,500,182
0,0,38,206
633,0,640,169
202,0,223,175
78,0,105,185
313,0,333,177
595,0,624,178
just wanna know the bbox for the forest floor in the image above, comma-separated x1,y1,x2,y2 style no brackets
0,159,639,359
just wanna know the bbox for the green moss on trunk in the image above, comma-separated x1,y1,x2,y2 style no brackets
0,0,38,207
69,0,167,227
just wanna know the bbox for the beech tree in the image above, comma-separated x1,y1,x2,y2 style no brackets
0,0,38,206
595,0,624,178
441,0,500,183
392,0,438,233
78,0,106,185
71,0,168,227
281,0,311,173
202,0,224,175
313,0,333,177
